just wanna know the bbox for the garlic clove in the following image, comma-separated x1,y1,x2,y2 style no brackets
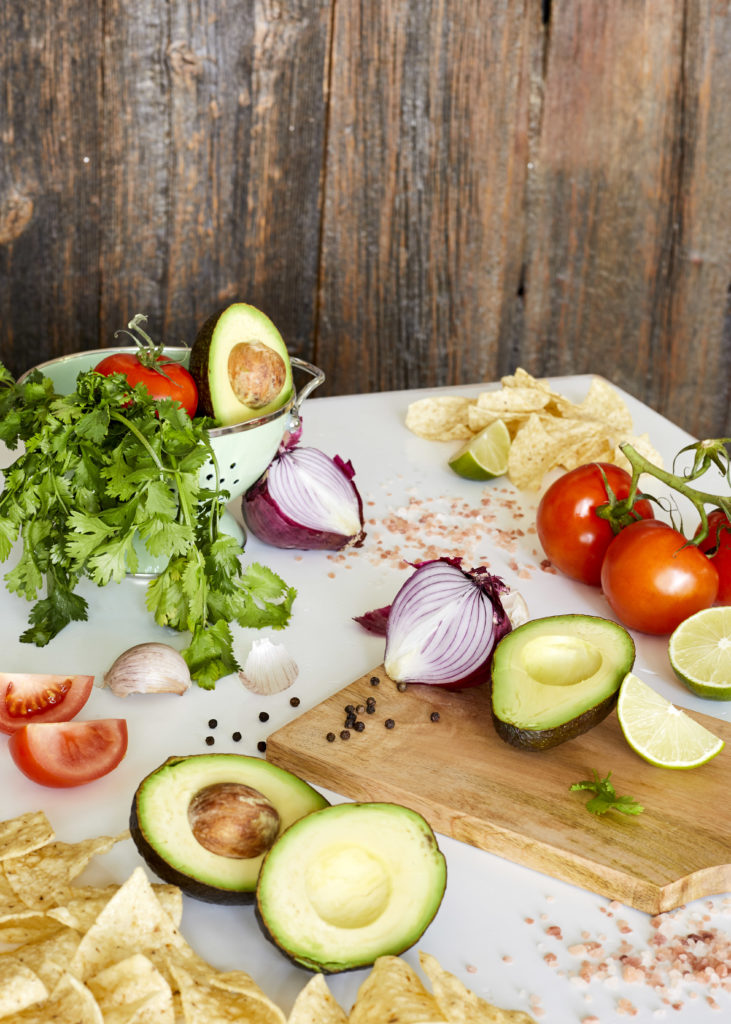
239,638,298,695
104,643,192,697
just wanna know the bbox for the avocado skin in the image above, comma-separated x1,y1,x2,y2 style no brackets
490,690,620,751
129,796,254,905
188,310,220,418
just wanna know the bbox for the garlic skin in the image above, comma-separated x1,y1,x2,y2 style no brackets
104,643,192,697
502,589,529,629
239,638,298,695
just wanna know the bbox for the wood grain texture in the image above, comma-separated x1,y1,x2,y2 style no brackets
266,664,731,914
0,1,728,437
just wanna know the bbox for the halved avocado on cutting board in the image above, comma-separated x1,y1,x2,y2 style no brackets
129,753,329,904
490,614,635,750
190,303,293,425
256,802,447,973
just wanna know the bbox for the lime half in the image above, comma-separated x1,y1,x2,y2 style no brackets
448,419,511,481
617,672,724,769
668,606,731,700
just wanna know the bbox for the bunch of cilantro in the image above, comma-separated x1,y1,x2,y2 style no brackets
0,362,295,689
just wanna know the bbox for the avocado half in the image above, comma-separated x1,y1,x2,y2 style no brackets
490,614,635,750
189,303,293,426
255,802,447,973
129,754,329,904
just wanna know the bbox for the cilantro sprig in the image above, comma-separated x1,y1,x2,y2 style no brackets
570,771,644,817
0,363,295,689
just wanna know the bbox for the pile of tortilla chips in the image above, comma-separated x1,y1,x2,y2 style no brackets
290,953,536,1022
0,810,535,1023
405,369,662,490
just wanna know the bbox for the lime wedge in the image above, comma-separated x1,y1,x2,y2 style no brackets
617,672,724,769
668,606,731,700
448,419,510,480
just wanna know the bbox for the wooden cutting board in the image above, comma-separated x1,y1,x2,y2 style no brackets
266,666,731,914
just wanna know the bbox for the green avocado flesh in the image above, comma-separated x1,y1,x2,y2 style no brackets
129,754,329,904
490,614,635,750
256,802,447,973
190,303,293,426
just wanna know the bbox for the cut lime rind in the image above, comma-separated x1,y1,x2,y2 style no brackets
617,672,724,770
448,419,511,481
668,606,731,700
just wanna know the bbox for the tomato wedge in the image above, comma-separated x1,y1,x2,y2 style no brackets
0,673,94,734
8,719,128,787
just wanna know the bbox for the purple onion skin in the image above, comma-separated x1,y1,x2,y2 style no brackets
353,604,390,636
242,450,366,551
384,558,513,690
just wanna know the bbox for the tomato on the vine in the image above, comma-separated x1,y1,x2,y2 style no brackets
95,353,198,418
8,719,128,787
600,519,719,634
536,463,654,586
695,508,731,605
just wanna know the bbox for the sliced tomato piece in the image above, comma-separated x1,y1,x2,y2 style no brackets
8,719,128,788
0,673,95,734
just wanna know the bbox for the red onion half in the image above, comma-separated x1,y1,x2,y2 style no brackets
242,445,366,550
383,558,512,689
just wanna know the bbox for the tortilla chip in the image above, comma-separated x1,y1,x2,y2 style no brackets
287,973,348,1024
68,867,191,983
613,433,664,472
168,960,286,1024
87,953,174,1024
419,952,536,1024
507,415,565,490
0,955,48,1017
574,377,633,434
0,811,54,862
47,883,183,932
11,971,104,1023
8,927,82,991
500,369,553,395
4,833,128,910
405,396,475,441
349,955,446,1023
475,387,550,416
0,913,62,946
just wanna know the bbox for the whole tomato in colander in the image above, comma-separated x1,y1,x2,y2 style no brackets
95,351,198,418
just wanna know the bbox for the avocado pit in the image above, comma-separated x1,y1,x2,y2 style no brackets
228,341,287,410
188,782,280,859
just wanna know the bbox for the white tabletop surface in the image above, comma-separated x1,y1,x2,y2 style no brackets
1,375,729,1022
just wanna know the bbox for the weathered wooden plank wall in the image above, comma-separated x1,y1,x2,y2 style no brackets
0,0,729,438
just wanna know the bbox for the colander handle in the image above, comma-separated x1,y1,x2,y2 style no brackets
291,358,326,410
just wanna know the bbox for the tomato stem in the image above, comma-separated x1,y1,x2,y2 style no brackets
619,440,731,545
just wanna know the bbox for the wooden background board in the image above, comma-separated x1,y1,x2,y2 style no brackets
266,664,731,915
0,1,729,439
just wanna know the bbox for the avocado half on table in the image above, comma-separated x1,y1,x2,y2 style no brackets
490,614,636,749
130,753,447,973
189,303,293,425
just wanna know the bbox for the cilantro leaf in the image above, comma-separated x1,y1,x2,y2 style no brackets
570,771,644,817
0,359,296,687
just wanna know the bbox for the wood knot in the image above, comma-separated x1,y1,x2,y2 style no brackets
0,190,33,245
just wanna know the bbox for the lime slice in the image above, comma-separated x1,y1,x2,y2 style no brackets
617,672,724,769
448,419,510,480
668,606,731,700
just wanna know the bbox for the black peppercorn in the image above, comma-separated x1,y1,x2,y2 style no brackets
208,719,218,729
205,735,215,746
257,740,267,752
354,721,365,732
290,697,301,707
326,732,336,742
259,711,269,723
340,729,351,740
370,676,380,685
384,718,395,729
232,731,242,741
430,711,440,722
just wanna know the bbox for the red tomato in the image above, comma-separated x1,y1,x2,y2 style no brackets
95,353,198,417
536,463,655,586
8,719,128,787
600,520,719,634
0,673,94,734
695,509,731,605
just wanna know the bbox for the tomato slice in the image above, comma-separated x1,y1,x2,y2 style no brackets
8,719,128,787
0,673,94,734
